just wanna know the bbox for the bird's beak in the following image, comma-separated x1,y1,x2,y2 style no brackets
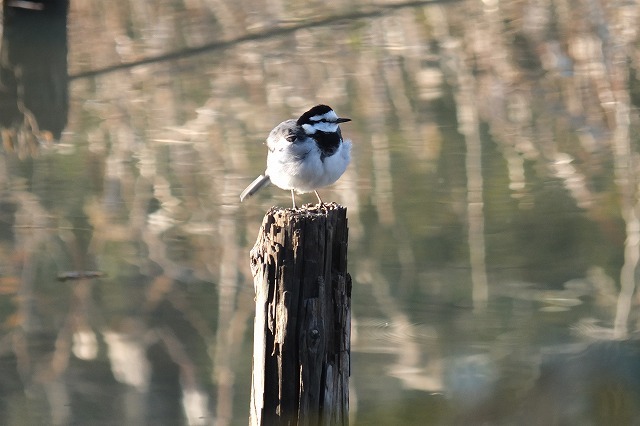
337,118,351,123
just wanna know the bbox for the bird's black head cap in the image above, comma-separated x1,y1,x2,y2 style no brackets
296,104,334,125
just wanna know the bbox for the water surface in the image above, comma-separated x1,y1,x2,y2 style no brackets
1,0,639,424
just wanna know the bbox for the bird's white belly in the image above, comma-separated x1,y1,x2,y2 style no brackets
267,140,351,193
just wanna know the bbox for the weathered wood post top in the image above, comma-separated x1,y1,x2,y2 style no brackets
249,202,351,426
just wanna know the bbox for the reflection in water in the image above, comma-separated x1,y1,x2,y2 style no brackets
0,0,638,424
0,1,69,152
439,30,490,309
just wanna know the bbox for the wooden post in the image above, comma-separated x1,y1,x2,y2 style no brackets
249,203,351,426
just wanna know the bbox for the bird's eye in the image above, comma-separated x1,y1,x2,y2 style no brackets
285,133,296,142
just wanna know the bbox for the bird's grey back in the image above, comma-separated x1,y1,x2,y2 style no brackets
267,119,300,151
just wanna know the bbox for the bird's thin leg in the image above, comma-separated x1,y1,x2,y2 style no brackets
291,190,297,209
314,191,324,205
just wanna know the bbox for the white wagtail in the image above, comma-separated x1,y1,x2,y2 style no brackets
240,104,352,208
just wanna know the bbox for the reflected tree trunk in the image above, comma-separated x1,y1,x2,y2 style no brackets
441,33,489,309
0,0,69,148
213,176,241,426
608,11,640,338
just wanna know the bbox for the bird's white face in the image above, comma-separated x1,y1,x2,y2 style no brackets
310,110,339,122
302,110,340,135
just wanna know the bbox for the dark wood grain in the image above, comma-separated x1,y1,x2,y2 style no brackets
249,203,351,426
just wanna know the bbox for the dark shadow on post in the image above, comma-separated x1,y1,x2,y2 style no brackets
249,203,351,425
0,0,69,151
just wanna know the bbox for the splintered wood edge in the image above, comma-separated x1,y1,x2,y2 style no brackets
267,202,346,217
250,203,347,269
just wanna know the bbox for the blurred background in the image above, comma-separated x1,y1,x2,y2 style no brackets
0,0,639,424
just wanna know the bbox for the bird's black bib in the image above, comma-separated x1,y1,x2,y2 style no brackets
313,129,342,160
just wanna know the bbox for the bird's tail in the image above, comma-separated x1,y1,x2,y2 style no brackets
240,175,271,202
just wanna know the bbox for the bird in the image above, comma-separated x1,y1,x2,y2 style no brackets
240,104,352,208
